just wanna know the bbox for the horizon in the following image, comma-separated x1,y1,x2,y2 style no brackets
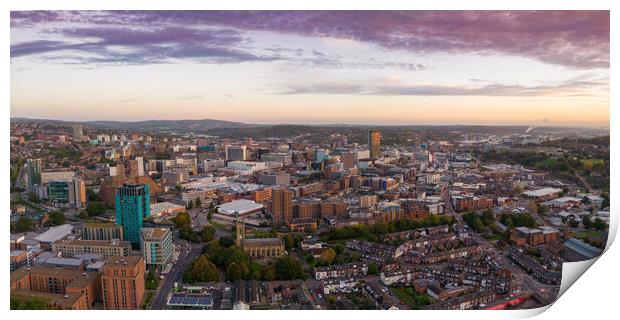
11,11,610,126
10,116,611,129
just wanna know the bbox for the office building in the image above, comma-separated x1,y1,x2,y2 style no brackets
101,256,145,310
47,177,86,208
76,223,124,241
141,228,173,270
368,130,381,160
272,188,293,224
52,239,131,259
225,145,248,161
27,158,42,192
129,157,145,177
72,124,84,141
115,184,151,247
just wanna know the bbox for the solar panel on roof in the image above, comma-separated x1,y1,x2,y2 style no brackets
168,296,183,304
186,297,199,305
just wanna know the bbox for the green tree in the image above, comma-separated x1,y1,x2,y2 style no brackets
319,248,337,266
47,211,66,226
202,240,223,260
593,218,608,230
15,217,33,232
10,298,50,310
568,217,580,228
201,226,216,242
187,200,194,210
86,201,106,216
226,262,249,281
261,265,276,281
187,255,219,283
218,236,235,248
145,268,160,290
368,262,379,275
195,197,202,208
275,256,304,280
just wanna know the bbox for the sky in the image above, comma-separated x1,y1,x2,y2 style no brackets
10,11,610,126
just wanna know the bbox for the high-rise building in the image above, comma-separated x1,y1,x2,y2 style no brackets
47,177,86,208
115,184,151,247
72,177,86,209
101,256,145,310
129,157,145,177
368,130,381,160
225,145,248,161
72,124,84,141
27,158,42,192
272,188,293,224
140,228,173,270
48,180,70,204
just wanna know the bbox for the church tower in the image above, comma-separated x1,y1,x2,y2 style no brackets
235,218,246,247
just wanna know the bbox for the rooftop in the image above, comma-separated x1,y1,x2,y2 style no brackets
217,199,264,215
34,224,73,243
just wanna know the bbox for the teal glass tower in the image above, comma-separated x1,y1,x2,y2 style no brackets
115,183,150,247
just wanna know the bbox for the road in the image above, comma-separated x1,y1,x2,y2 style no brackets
151,241,202,309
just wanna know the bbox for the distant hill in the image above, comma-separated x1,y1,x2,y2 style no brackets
11,118,250,132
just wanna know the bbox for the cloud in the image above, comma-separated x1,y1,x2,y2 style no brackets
10,10,609,69
278,78,607,97
11,25,281,65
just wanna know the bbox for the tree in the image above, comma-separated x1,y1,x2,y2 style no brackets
274,256,304,280
261,265,276,281
593,218,608,230
568,217,580,228
537,205,547,215
201,226,216,242
187,200,194,210
368,262,379,275
86,201,106,216
48,211,66,226
195,197,202,208
186,255,219,283
319,248,337,266
283,234,294,250
145,268,160,290
15,217,33,232
218,236,235,248
11,298,51,310
86,188,100,202
202,240,222,261
226,262,249,281
28,192,41,203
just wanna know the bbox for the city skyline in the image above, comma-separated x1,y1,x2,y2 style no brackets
11,11,610,126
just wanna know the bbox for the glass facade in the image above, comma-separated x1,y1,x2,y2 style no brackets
115,184,150,247
48,180,70,203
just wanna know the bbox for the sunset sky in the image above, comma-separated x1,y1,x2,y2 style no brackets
10,11,610,126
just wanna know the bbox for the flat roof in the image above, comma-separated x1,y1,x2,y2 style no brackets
522,188,562,197
565,238,602,259
141,227,171,240
34,224,73,243
217,199,264,215
167,293,213,308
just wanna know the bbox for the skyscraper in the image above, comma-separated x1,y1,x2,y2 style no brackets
272,188,293,224
27,158,42,192
368,130,381,160
115,184,150,247
72,124,83,141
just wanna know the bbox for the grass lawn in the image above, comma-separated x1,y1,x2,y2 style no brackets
210,220,229,230
580,159,605,169
390,286,433,310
